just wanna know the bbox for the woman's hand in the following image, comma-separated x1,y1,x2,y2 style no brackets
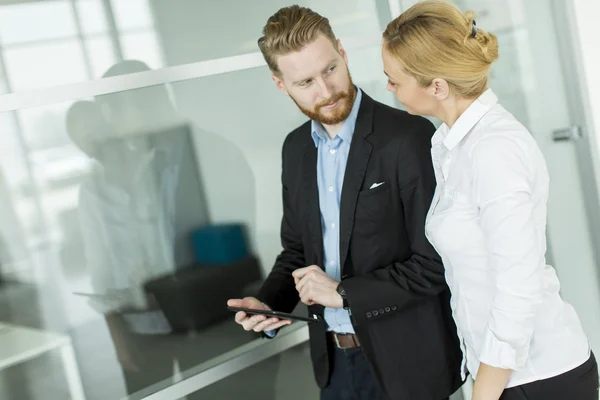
472,362,513,400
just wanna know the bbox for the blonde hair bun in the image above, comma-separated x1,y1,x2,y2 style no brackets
464,10,499,64
384,0,499,98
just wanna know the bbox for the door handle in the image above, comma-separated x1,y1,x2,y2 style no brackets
552,125,582,142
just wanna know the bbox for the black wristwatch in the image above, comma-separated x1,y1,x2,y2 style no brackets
336,283,350,310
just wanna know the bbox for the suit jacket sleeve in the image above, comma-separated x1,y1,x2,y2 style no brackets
342,119,447,326
256,135,304,314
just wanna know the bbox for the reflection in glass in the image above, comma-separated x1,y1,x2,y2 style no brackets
0,1,77,44
48,59,266,397
110,0,154,30
120,31,164,70
63,61,188,394
76,0,110,35
0,114,29,191
0,62,7,95
0,2,398,397
67,98,178,316
0,0,392,93
85,36,118,79
0,0,163,93
20,103,73,151
192,342,316,400
4,41,88,91
0,166,29,279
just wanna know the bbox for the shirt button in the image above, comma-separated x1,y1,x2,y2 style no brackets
330,149,336,154
329,261,335,266
328,186,333,192
331,223,336,229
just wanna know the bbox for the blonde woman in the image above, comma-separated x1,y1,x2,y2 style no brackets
381,1,598,399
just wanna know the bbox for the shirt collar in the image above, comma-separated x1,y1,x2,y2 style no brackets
432,88,498,151
311,87,363,147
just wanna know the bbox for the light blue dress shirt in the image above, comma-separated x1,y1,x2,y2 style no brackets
310,88,362,333
266,88,362,337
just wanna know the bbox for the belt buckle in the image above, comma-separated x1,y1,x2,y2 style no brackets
333,333,350,349
333,333,342,349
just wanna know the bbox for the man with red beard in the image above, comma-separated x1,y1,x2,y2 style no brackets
228,6,463,400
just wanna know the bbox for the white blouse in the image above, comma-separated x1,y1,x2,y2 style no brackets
425,89,590,388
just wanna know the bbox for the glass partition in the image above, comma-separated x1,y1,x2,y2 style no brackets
0,36,394,398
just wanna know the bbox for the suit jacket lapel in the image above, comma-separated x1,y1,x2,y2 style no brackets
339,94,375,273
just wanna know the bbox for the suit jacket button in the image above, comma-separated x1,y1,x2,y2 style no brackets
385,307,390,312
373,310,379,316
391,305,397,311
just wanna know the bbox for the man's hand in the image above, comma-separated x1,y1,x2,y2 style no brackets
227,297,292,333
292,265,343,308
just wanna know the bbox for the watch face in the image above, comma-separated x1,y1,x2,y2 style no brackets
337,285,346,296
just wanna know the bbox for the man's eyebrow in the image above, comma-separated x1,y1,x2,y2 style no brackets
292,60,338,85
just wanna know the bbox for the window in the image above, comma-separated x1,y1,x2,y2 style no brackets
0,0,165,250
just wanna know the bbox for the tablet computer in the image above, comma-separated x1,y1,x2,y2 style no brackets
227,306,320,323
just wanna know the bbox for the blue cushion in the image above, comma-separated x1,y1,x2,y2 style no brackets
190,223,248,265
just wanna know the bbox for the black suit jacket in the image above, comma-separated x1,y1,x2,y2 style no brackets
257,92,463,400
